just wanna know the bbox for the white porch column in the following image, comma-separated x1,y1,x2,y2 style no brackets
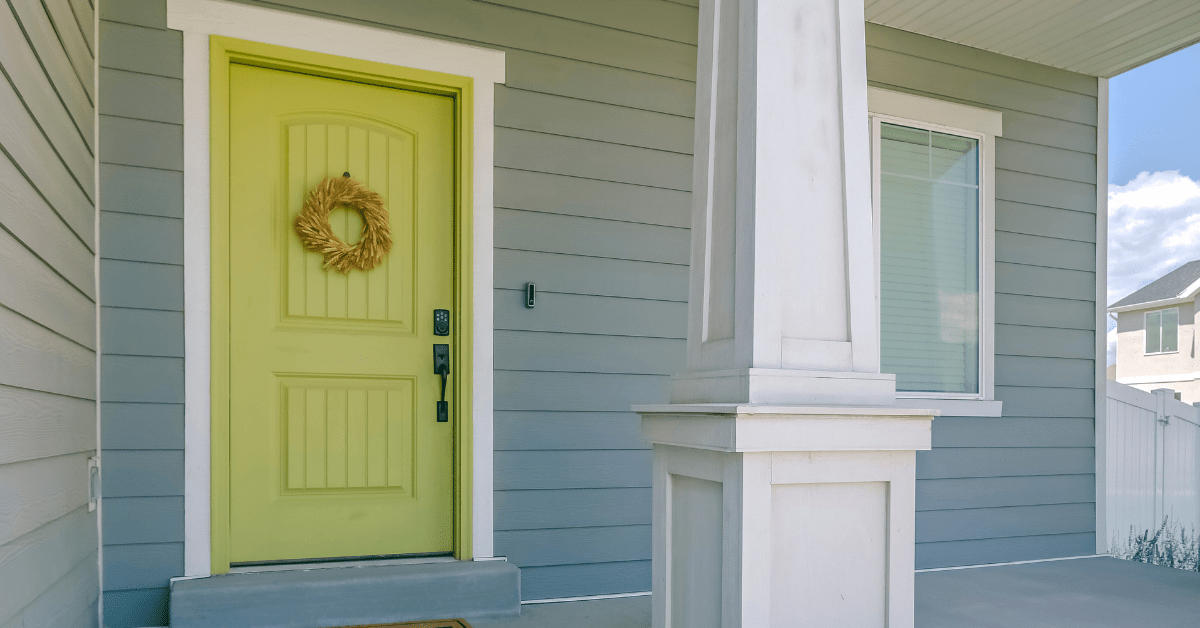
673,0,890,406
637,407,933,628
636,1,934,626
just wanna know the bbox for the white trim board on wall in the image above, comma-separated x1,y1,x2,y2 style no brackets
1095,76,1109,554
167,0,504,577
92,0,104,623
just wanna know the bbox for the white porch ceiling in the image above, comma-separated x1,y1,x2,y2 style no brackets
865,0,1200,77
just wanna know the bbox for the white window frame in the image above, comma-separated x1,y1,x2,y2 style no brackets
1144,307,1180,355
868,88,1002,417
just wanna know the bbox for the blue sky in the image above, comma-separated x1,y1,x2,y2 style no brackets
1110,43,1200,185
1107,43,1200,363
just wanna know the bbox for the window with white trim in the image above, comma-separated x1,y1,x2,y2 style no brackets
1145,308,1179,354
877,122,980,393
869,88,999,401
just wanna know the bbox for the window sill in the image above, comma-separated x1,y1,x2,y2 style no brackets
893,397,1003,417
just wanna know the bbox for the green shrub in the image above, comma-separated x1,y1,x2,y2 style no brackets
1111,517,1200,571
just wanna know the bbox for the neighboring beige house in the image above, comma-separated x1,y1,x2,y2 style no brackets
1110,260,1200,402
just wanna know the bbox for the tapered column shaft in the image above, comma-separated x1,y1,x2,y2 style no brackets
677,0,892,405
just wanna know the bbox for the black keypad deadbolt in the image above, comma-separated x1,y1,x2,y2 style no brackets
434,344,450,422
434,309,450,336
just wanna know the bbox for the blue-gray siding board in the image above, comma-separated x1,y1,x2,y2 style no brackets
0,0,98,627
98,2,184,626
93,0,1100,617
866,22,1100,567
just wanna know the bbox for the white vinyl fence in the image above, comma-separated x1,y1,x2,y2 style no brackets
1103,381,1200,552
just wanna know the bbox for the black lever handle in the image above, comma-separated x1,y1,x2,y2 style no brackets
434,344,449,422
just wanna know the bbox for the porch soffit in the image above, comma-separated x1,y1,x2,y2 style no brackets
866,0,1200,78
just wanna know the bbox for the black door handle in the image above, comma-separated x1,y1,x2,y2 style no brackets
434,344,449,422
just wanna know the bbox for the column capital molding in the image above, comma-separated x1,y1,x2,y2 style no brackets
637,403,934,453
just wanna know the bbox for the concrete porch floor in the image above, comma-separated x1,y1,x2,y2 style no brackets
472,557,1200,628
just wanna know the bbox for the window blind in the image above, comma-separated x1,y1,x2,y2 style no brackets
1164,309,1179,352
879,123,980,394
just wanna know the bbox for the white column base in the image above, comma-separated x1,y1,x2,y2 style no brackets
670,369,897,406
635,405,935,628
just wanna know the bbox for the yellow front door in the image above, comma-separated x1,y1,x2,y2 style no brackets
226,62,457,563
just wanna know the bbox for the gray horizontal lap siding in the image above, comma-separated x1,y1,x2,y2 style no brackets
484,0,694,600
92,0,699,610
98,2,184,627
866,23,1099,568
0,0,99,627
93,0,1101,615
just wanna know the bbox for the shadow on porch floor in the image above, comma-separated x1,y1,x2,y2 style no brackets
472,557,1200,628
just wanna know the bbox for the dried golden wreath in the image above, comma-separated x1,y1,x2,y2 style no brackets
293,174,391,273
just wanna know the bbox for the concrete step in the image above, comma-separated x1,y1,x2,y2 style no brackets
169,560,520,628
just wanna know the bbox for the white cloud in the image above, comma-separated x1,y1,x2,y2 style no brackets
1110,171,1200,210
1108,171,1200,318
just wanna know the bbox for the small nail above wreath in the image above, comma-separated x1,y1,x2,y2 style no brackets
293,176,392,273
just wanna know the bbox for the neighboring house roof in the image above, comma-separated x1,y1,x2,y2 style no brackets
866,0,1200,77
1110,260,1200,311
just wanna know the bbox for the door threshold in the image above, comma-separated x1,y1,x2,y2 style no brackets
170,559,520,626
229,553,457,574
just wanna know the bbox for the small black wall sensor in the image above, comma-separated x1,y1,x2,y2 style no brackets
525,283,536,308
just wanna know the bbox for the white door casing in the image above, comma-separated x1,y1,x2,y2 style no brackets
167,0,504,576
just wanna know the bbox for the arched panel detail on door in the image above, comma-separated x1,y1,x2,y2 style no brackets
276,112,421,331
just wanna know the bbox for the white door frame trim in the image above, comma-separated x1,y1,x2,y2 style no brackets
167,0,504,576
